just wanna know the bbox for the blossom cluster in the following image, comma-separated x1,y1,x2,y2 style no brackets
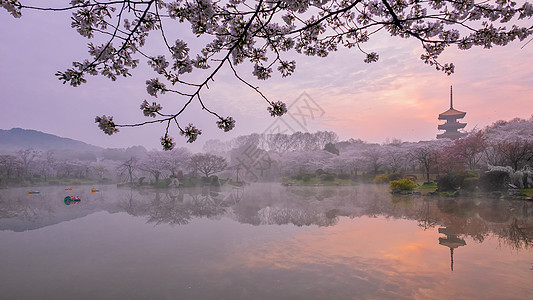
146,78,167,97
267,101,288,117
216,116,236,132
95,115,119,135
140,100,162,118
1,0,21,17
180,123,202,143
160,134,176,151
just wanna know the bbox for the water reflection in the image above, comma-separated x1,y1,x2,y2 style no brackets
1,183,532,251
1,184,532,299
438,227,466,271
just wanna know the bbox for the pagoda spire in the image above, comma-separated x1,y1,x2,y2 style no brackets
450,85,453,109
450,248,454,271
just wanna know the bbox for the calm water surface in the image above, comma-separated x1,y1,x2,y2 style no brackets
1,183,532,299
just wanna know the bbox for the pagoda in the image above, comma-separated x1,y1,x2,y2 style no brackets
437,86,466,140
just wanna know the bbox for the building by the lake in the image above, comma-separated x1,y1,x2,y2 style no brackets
437,86,466,140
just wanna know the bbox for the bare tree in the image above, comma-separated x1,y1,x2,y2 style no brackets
411,144,439,183
495,138,533,171
116,157,140,184
189,153,228,178
16,148,40,178
140,151,169,183
160,147,192,177
0,154,21,180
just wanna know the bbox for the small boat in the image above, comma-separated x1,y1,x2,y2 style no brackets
64,196,81,205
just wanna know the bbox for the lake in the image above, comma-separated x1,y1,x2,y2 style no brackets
1,183,532,299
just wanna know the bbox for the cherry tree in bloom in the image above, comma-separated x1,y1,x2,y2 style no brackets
278,149,335,175
483,116,533,170
362,144,384,175
409,140,449,183
448,130,488,170
381,142,410,174
3,0,533,149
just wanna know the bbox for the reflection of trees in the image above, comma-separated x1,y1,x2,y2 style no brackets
188,192,227,219
478,200,511,224
0,186,109,231
497,218,533,250
3,184,533,251
147,191,192,226
121,186,246,226
0,192,54,222
257,206,338,227
416,200,438,230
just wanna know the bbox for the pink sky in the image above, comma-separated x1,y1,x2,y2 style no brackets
1,5,532,151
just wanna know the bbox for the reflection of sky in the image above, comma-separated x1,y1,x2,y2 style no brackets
1,185,533,299
226,217,533,299
1,6,532,150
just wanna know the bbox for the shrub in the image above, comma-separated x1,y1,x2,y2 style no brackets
388,173,403,181
301,173,313,182
462,177,478,192
373,174,389,184
315,169,326,176
437,174,458,192
293,173,315,181
337,173,350,180
390,179,417,191
210,175,220,186
154,178,171,188
455,171,478,188
479,170,509,192
98,177,112,184
320,173,335,181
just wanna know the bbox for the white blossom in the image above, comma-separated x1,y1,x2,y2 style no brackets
140,100,162,118
252,64,272,80
216,116,236,132
181,123,202,143
95,115,119,135
145,78,166,97
268,101,288,117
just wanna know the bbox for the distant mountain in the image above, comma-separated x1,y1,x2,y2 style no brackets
0,128,103,152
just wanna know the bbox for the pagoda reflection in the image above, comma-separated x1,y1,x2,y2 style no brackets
438,226,467,271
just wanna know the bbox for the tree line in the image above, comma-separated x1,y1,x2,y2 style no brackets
0,118,532,187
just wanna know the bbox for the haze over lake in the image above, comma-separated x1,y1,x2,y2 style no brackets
1,183,532,299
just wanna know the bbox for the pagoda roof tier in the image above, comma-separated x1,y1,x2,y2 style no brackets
437,131,466,140
438,108,466,119
438,122,467,130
